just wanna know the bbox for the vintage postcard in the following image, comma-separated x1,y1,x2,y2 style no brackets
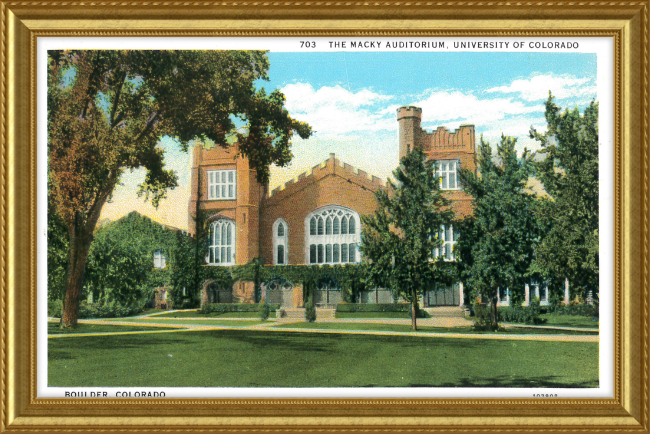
38,37,612,399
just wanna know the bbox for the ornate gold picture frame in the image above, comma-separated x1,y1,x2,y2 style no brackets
2,2,648,432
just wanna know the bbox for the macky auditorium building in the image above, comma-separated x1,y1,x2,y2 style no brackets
188,106,549,311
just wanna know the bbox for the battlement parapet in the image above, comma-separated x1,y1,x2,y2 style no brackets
423,124,475,151
267,154,386,202
396,105,423,120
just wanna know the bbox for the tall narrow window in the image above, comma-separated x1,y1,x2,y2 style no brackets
207,169,237,200
434,225,458,261
207,219,235,265
305,206,362,265
273,219,288,266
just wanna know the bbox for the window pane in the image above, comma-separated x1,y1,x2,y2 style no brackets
215,185,220,198
310,217,316,235
441,173,448,189
209,248,215,264
441,162,447,171
310,245,316,264
227,247,232,263
222,185,226,197
227,223,232,245
341,217,348,234
228,184,233,198
333,217,340,234
326,217,332,235
317,244,324,263
277,223,284,237
449,173,456,189
214,224,220,245
277,245,284,265
326,244,332,263
446,226,453,242
348,217,355,234
341,244,348,263
228,171,233,182
349,244,355,262
222,172,226,183
445,244,451,260
317,217,324,235
333,244,339,262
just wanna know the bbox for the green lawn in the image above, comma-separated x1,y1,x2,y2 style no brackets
118,319,265,327
335,311,431,319
538,314,599,329
48,323,169,335
273,322,598,335
48,329,599,388
151,311,274,319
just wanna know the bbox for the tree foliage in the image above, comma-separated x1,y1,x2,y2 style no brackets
360,147,455,330
530,94,599,296
48,50,311,326
457,135,540,327
85,212,176,306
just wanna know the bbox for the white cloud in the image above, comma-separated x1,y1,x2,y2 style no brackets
281,83,394,135
486,73,597,102
389,90,542,128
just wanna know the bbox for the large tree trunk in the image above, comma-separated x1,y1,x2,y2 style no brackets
490,295,499,329
62,226,93,327
411,289,419,331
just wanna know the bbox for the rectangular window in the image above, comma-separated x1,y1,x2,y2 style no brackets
207,170,236,200
435,225,457,261
435,160,460,190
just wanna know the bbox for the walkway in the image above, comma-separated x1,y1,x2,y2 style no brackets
47,314,599,343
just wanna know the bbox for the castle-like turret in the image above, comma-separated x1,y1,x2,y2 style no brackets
396,106,423,160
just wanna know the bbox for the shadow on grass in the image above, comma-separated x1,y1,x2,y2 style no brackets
410,375,598,388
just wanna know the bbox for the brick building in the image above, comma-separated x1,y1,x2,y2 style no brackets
189,106,477,307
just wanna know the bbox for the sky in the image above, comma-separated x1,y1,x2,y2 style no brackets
99,51,598,230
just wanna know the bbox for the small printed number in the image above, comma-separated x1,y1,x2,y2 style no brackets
300,41,316,48
533,394,558,398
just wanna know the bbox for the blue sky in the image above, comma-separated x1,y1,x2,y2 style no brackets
100,51,598,230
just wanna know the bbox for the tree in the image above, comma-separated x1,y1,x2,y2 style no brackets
48,50,312,327
530,94,599,298
84,212,176,307
360,147,455,330
457,135,540,328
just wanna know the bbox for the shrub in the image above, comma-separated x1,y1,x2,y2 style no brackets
77,300,145,319
337,303,409,313
305,300,317,322
259,302,271,321
472,302,500,331
48,299,63,318
336,303,428,317
199,303,280,315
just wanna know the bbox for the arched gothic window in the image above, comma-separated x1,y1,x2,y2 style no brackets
273,219,288,265
207,219,235,265
306,206,361,265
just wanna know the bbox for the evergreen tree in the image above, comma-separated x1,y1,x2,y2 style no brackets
458,135,539,328
530,94,599,298
360,147,455,331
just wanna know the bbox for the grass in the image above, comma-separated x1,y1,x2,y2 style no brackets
48,329,599,388
272,322,598,335
152,311,274,319
335,311,431,319
538,314,599,329
48,322,168,335
111,319,265,327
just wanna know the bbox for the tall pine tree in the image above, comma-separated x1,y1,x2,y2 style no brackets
360,147,455,331
530,94,599,299
458,135,539,328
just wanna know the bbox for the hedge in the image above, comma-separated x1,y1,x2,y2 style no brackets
336,303,410,313
199,303,281,315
